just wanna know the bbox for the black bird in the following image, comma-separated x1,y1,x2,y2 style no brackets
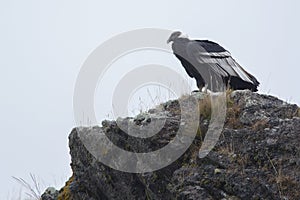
167,31,259,92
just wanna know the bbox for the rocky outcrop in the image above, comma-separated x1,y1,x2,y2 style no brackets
42,91,300,200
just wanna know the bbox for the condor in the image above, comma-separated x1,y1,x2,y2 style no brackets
167,31,259,92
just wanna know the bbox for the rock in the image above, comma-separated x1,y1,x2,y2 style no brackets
42,91,300,200
41,187,59,200
214,168,222,174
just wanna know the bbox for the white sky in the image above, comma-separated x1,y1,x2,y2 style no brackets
1,0,299,199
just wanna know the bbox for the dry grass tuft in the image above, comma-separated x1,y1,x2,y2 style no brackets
252,119,270,131
12,173,41,200
198,94,212,120
225,90,242,129
266,155,300,199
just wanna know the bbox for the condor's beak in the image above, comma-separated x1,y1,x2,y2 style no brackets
167,38,172,44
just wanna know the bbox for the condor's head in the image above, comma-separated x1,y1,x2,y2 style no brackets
167,31,183,44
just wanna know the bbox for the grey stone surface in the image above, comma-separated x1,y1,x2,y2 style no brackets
42,91,300,200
